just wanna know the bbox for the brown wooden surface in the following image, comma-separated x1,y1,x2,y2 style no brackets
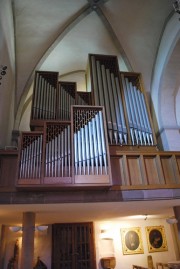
75,175,110,184
52,222,96,269
110,151,180,188
0,150,18,191
2,145,180,191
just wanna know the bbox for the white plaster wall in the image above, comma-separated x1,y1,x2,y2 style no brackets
4,228,22,269
0,0,15,147
3,218,178,269
176,87,180,127
161,129,180,151
95,219,176,269
4,226,51,269
34,226,51,268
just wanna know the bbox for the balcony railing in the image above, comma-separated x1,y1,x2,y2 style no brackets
1,148,180,191
110,149,180,189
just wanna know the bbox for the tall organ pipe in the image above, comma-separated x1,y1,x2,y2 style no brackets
73,108,108,176
90,55,127,145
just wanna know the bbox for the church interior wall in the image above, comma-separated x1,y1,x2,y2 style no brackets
2,218,178,269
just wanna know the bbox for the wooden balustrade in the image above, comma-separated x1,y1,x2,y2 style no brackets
110,149,180,189
1,148,180,191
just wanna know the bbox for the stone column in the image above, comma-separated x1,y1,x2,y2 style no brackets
174,206,180,238
173,206,180,258
0,225,7,268
20,212,35,269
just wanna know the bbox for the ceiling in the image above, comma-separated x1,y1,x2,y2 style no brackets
12,0,178,116
0,200,178,225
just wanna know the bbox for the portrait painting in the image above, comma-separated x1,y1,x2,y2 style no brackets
120,227,144,255
146,226,168,252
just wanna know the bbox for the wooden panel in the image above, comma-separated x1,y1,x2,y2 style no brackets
110,151,180,189
52,223,96,269
160,156,176,184
75,223,95,269
126,156,143,185
175,156,180,181
143,156,161,184
75,175,110,184
0,154,18,189
110,156,125,185
52,224,73,269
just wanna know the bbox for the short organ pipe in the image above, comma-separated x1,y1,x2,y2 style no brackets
19,134,43,179
45,123,71,178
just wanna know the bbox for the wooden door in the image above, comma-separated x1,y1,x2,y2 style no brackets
52,222,96,269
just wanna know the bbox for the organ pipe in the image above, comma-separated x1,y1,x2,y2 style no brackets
121,73,154,146
88,54,128,145
45,123,71,178
19,133,43,179
87,54,155,147
57,82,76,121
31,71,58,122
73,106,108,176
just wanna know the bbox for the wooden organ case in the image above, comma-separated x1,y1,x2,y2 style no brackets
17,70,111,188
16,53,167,190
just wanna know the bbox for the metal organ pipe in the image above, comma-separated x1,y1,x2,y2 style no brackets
84,115,90,175
32,72,39,119
73,108,108,176
111,72,124,144
91,56,100,105
45,124,71,178
98,111,107,174
121,74,154,146
32,72,57,121
115,77,127,144
101,65,113,144
57,83,75,121
133,85,146,144
88,120,94,175
19,134,43,179
90,55,128,145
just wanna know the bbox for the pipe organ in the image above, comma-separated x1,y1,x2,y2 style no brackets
18,53,157,188
18,107,111,187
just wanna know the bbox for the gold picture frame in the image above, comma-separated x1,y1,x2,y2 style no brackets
146,226,168,252
120,227,144,255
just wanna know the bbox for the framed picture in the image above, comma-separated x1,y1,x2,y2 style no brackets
146,226,168,252
120,227,144,255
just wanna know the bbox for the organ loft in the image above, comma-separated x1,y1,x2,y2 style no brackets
14,52,180,190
